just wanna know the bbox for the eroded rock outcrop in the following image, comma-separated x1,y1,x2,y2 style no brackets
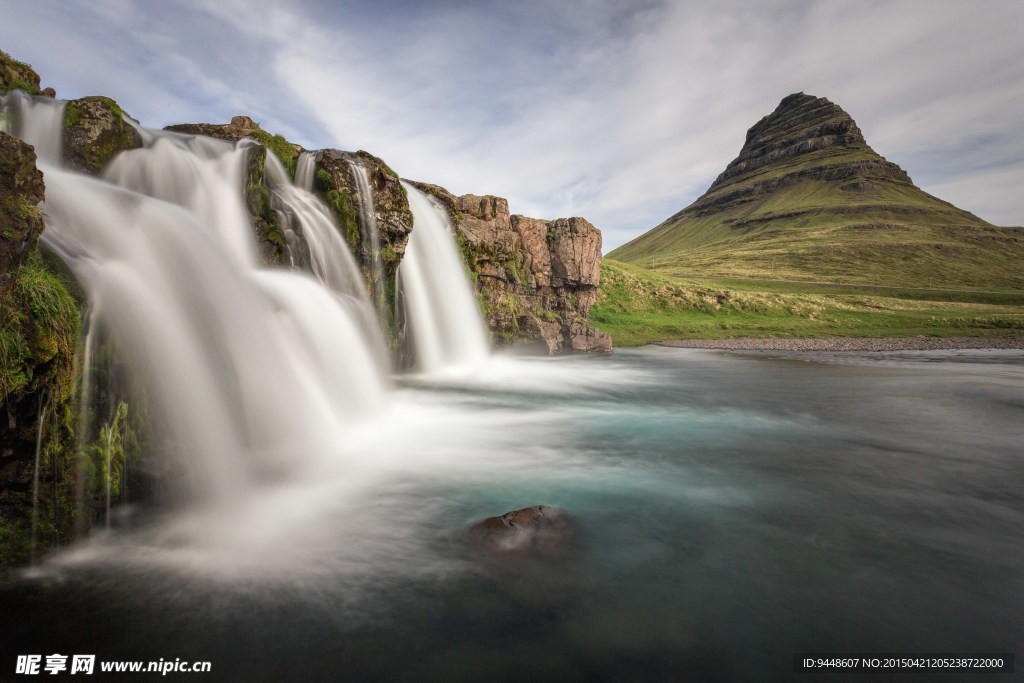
0,50,44,96
409,182,611,354
311,149,413,318
62,96,142,174
0,132,45,278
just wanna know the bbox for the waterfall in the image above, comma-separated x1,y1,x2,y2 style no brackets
263,151,390,374
295,150,316,192
397,182,490,373
8,96,389,504
0,90,65,164
348,161,384,312
30,395,49,564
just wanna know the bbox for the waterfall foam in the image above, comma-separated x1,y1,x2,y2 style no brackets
0,90,65,163
9,98,388,504
397,182,490,373
348,161,384,312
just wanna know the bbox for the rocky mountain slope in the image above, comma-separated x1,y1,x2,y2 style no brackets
610,93,1024,289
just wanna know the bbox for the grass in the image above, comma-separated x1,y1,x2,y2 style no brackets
253,127,298,178
590,260,1024,347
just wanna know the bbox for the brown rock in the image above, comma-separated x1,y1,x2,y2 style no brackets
0,131,45,278
469,505,581,558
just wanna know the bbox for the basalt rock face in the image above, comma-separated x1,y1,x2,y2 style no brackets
62,96,142,174
409,182,611,354
609,93,1022,289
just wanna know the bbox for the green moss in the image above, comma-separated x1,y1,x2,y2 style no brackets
63,102,82,129
315,168,333,192
252,127,298,178
325,188,360,246
536,307,561,322
1,248,80,401
355,150,397,177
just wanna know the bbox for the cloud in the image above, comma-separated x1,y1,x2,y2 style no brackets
3,0,1022,249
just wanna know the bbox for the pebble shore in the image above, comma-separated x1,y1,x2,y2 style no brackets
654,336,1024,352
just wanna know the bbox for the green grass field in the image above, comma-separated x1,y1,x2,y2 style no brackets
590,260,1024,347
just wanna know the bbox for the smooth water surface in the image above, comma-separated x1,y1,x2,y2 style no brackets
2,347,1021,681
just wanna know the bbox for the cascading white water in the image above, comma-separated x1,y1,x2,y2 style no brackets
294,150,316,192
0,90,65,163
263,152,391,374
264,153,368,299
103,131,259,267
9,98,388,503
397,182,490,373
348,161,384,310
30,397,49,563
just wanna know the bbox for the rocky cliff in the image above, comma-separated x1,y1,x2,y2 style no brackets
0,131,82,566
165,116,610,353
1,49,54,97
410,182,611,354
610,92,1024,289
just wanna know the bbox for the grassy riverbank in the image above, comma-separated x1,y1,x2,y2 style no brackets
591,260,1024,347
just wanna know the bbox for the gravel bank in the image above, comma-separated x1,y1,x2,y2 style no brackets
654,336,1024,352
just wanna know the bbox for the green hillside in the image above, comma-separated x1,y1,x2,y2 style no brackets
609,93,1024,290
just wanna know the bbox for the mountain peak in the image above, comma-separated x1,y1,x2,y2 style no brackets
606,93,1019,289
713,92,871,191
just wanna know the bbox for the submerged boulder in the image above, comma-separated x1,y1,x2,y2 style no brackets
62,96,142,174
469,505,581,558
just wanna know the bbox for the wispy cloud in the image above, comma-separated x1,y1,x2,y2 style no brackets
3,0,1022,246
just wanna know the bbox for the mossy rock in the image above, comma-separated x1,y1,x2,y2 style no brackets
63,96,142,175
0,50,42,96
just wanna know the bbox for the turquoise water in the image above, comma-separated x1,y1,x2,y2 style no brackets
2,347,1022,681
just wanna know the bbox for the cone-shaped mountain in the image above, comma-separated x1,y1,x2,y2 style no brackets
609,93,1023,289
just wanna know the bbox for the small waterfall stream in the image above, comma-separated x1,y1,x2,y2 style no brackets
397,182,490,373
348,161,384,312
0,90,66,162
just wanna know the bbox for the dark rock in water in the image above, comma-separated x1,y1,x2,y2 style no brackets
62,96,142,175
469,505,581,558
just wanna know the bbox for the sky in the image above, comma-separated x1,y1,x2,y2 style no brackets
3,0,1022,251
